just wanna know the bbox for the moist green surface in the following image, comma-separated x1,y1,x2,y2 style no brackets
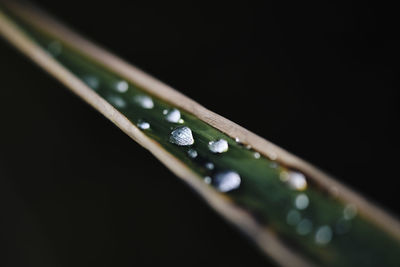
2,6,399,266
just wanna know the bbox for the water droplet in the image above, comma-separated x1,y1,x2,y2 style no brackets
296,219,313,235
48,41,62,56
187,149,198,158
235,137,240,143
270,162,279,169
169,126,194,146
204,176,212,184
205,162,214,170
253,152,261,159
208,139,229,153
164,108,182,123
108,96,126,108
115,80,128,93
246,144,252,149
213,171,241,192
134,95,154,109
83,75,99,89
287,209,301,225
295,194,309,210
287,171,307,191
315,225,333,245
137,120,150,130
343,204,357,220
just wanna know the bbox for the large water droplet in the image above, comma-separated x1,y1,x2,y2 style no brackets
213,171,241,192
187,149,198,158
137,120,150,130
115,80,128,93
315,225,333,245
295,194,309,210
208,139,229,153
169,126,194,146
164,108,182,123
134,95,154,109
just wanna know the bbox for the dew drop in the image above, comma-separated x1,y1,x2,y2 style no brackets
204,176,212,184
213,171,241,192
164,108,182,123
287,171,307,191
235,137,240,143
83,75,99,90
295,194,309,210
137,120,150,130
287,209,301,225
115,80,128,93
315,225,333,245
187,149,198,158
208,139,229,153
108,96,126,108
343,204,357,220
205,162,214,170
253,152,261,159
169,126,194,146
296,219,313,235
134,95,154,109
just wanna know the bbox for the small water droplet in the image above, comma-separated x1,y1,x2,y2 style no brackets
83,75,99,90
169,126,194,146
208,139,229,153
48,41,62,56
204,176,212,184
315,225,333,245
164,108,182,123
137,120,150,130
213,171,241,192
235,137,240,143
296,219,313,235
343,204,357,220
270,162,278,169
295,194,309,210
108,96,126,108
246,144,252,149
205,162,214,170
253,152,261,159
163,109,168,115
115,80,128,93
287,209,301,225
134,95,154,109
287,171,307,191
187,149,198,158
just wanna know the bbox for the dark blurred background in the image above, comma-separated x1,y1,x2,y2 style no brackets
0,0,399,266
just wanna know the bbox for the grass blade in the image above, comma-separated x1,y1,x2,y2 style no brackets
1,1,399,266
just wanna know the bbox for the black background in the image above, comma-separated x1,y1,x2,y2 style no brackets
0,0,399,266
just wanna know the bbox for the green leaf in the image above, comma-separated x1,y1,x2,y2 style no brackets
1,1,399,266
